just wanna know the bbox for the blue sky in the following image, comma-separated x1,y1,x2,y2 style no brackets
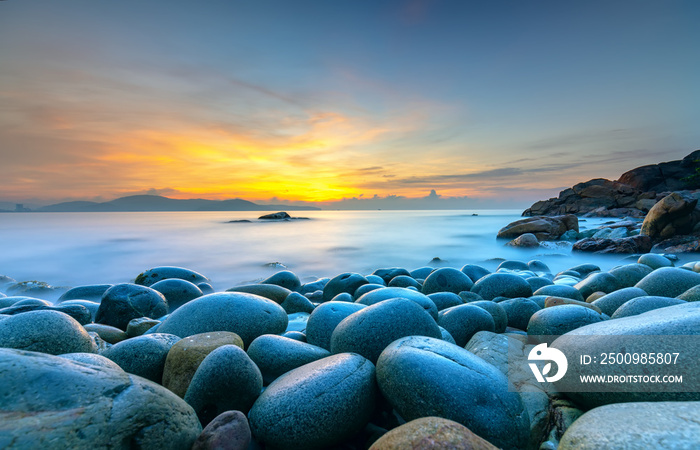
1,0,698,208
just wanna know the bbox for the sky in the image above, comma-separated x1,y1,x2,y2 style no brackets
1,0,699,209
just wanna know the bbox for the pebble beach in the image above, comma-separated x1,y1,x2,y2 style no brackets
1,241,700,449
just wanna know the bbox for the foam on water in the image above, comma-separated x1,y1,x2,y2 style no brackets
0,210,677,291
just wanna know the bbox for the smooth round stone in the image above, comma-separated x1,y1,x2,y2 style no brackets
678,285,700,302
376,336,529,450
184,345,262,426
558,401,700,450
527,305,605,339
470,273,533,300
0,303,92,325
365,274,386,285
529,295,548,309
0,348,201,449
590,287,648,316
59,300,100,321
135,266,209,287
533,285,584,301
574,272,620,299
57,284,112,302
305,301,366,351
0,310,95,355
373,267,412,284
388,275,421,289
280,292,315,314
437,304,495,347
162,331,244,398
355,287,438,320
497,260,529,271
247,334,331,385
470,300,508,333
353,283,384,300
635,267,700,297
552,302,700,408
460,264,491,283
526,276,554,291
0,297,20,308
528,260,551,273
610,296,686,319
261,270,301,292
126,317,161,337
248,353,376,450
323,272,369,302
157,292,288,348
499,298,541,331
281,331,306,342
609,263,654,288
197,282,215,295
557,270,582,278
103,333,181,382
96,283,168,331
369,416,498,450
59,352,123,371
298,278,330,295
421,267,474,296
330,298,442,363
151,278,203,312
84,323,128,344
10,298,51,307
330,292,354,303
567,263,600,277
638,253,674,269
544,296,602,313
427,292,464,311
459,291,484,303
411,266,434,280
192,410,252,450
226,284,291,304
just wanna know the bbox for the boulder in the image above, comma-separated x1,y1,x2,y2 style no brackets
421,267,474,295
471,273,533,300
635,267,700,297
559,401,700,450
135,266,209,287
261,270,301,291
0,310,95,355
258,212,290,220
376,336,529,450
533,285,584,301
330,298,442,363
96,283,168,330
527,305,606,340
608,263,654,288
57,284,112,302
0,303,92,325
356,287,438,320
499,298,541,331
572,235,652,253
372,267,412,284
323,272,369,302
247,334,331,385
437,304,495,347
248,353,376,450
162,331,244,398
505,233,540,248
610,296,686,319
618,149,700,192
150,278,203,312
641,192,700,239
226,284,292,304
590,287,648,316
369,417,498,450
0,348,201,449
184,345,262,426
157,292,288,348
460,264,491,283
497,215,578,241
192,410,252,450
102,333,181,383
305,301,366,351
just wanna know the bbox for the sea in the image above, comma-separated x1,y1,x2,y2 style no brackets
0,210,684,293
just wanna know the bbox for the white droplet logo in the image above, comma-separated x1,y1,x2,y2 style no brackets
528,343,568,383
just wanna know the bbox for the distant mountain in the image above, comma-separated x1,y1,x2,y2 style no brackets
36,195,321,212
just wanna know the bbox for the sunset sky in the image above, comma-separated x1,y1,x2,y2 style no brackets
1,0,699,209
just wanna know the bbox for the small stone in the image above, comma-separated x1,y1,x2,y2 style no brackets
369,416,498,450
151,278,203,312
96,283,168,330
102,333,181,383
135,266,209,287
192,410,252,450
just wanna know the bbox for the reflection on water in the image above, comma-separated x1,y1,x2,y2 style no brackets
0,210,681,291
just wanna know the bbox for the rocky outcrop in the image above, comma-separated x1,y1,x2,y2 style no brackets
523,150,700,218
618,149,700,192
640,192,700,239
497,215,578,241
572,235,652,254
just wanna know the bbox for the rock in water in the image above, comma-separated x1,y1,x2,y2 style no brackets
376,336,530,450
497,214,578,240
0,348,201,449
248,353,376,450
135,266,210,287
640,192,699,239
258,212,290,220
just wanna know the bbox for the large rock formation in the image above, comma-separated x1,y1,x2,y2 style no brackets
523,150,700,218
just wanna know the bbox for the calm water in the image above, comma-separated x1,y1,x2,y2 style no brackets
0,210,656,292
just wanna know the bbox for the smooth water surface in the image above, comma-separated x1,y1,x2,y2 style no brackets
0,210,652,291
